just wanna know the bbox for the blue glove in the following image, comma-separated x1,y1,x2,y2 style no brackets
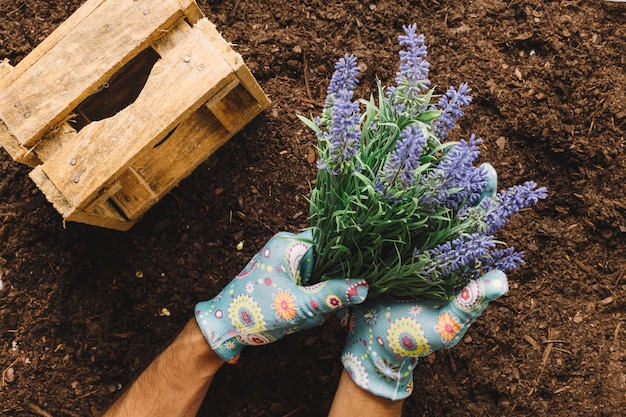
195,231,369,364
340,270,508,400
479,163,498,201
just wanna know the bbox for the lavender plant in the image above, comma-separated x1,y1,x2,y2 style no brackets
298,24,547,300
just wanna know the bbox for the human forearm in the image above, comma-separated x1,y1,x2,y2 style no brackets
102,319,224,417
328,370,403,417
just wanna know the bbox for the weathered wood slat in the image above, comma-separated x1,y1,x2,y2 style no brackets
110,167,158,220
195,19,270,109
0,119,40,166
174,0,204,24
29,166,74,217
133,105,229,196
34,123,77,162
83,180,123,214
74,203,133,231
204,79,243,132
40,20,235,210
207,83,265,133
29,165,132,231
0,60,41,165
0,59,12,79
0,0,185,148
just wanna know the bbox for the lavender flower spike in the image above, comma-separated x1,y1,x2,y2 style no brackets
396,24,430,89
392,24,431,112
419,135,487,210
434,83,472,139
320,89,361,175
327,54,361,97
321,54,360,128
416,233,496,278
484,247,525,272
438,134,482,179
483,181,548,234
378,124,427,196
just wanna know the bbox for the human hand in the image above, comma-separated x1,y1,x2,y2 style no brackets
195,231,369,364
340,270,508,400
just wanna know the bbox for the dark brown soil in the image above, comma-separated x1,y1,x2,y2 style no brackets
1,0,625,416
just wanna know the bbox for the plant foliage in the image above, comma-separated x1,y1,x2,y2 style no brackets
299,24,547,299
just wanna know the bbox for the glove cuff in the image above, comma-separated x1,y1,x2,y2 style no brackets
341,350,415,401
195,300,244,364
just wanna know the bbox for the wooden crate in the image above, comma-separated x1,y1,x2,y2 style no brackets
0,0,269,231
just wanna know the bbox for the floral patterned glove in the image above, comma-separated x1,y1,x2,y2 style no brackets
340,270,508,400
195,231,369,364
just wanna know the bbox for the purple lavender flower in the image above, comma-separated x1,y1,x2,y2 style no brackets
326,54,361,98
482,181,548,234
415,233,496,278
396,24,430,89
319,89,361,175
483,247,525,272
419,135,489,209
391,24,431,112
434,83,472,139
444,164,491,209
320,55,361,130
438,134,481,179
377,124,427,196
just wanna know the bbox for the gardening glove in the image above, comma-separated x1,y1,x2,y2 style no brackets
195,230,369,364
479,163,498,201
340,270,508,400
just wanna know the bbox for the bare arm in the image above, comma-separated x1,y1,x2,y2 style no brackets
102,319,224,417
328,370,403,417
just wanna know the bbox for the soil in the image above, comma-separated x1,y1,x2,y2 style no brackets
1,0,625,416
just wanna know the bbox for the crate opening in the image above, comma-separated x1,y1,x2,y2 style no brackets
71,47,161,131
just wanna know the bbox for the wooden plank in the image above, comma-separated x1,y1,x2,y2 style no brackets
40,21,235,211
0,119,40,166
110,167,158,220
83,180,122,213
0,0,186,148
29,165,80,218
0,59,12,79
175,0,205,24
204,79,241,132
194,19,243,71
29,165,132,231
0,60,40,166
69,204,135,231
133,105,229,197
195,19,270,110
207,82,265,133
33,123,78,163
195,18,270,132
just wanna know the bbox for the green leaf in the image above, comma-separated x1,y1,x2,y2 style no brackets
297,114,322,134
415,109,442,123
